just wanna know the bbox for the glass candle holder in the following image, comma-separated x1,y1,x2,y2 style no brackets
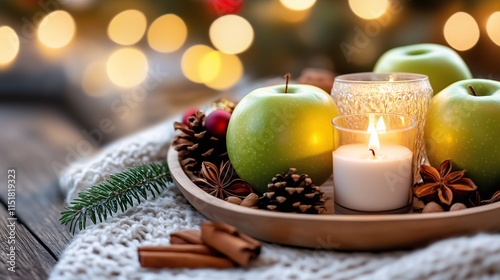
332,113,417,214
331,73,433,182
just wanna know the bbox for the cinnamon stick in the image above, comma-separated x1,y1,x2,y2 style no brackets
138,251,234,269
138,244,217,256
138,222,262,269
169,229,203,245
200,221,261,267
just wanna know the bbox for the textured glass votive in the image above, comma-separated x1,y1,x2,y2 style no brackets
331,73,433,182
332,113,417,214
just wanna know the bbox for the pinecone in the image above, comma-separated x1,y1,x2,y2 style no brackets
258,168,326,214
173,111,228,176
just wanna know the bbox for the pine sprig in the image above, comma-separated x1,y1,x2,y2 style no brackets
60,161,172,234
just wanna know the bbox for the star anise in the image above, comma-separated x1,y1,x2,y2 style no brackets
481,190,500,205
414,159,477,207
193,161,253,200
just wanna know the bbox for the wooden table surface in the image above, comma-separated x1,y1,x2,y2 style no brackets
0,82,221,279
0,105,89,280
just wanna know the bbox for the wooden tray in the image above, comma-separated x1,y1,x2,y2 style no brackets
167,146,500,251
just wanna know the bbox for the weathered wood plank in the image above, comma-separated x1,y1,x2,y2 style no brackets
0,106,83,258
0,206,57,280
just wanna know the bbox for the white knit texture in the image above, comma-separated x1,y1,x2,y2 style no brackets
51,118,500,280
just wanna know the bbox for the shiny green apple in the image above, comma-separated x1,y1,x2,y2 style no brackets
226,84,340,193
425,79,500,198
374,43,472,94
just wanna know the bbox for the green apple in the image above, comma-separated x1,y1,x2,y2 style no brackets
425,79,500,198
374,43,472,94
226,84,339,193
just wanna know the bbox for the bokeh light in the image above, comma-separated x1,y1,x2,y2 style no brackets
181,45,243,89
203,51,243,90
348,0,388,20
82,62,110,97
444,12,480,51
147,14,187,53
37,11,76,48
0,26,20,66
106,48,148,88
181,45,214,83
279,0,316,11
275,2,312,23
207,0,243,15
108,10,147,46
209,15,254,54
199,51,222,83
486,11,500,46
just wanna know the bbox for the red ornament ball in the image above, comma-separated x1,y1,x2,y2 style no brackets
182,108,199,127
205,109,231,138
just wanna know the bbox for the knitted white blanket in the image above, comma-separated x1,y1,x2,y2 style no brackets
50,118,500,280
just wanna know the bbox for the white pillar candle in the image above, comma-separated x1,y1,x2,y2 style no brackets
333,144,413,212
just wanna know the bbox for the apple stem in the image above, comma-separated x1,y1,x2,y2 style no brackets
284,73,291,93
369,148,376,158
468,85,477,96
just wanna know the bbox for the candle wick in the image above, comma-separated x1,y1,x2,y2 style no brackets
369,148,376,158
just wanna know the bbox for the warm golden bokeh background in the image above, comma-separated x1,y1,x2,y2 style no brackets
1,0,500,145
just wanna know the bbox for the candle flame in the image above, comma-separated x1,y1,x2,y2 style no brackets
367,122,380,154
368,130,380,152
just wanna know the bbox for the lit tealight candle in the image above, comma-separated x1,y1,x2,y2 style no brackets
332,114,416,214
331,73,433,183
